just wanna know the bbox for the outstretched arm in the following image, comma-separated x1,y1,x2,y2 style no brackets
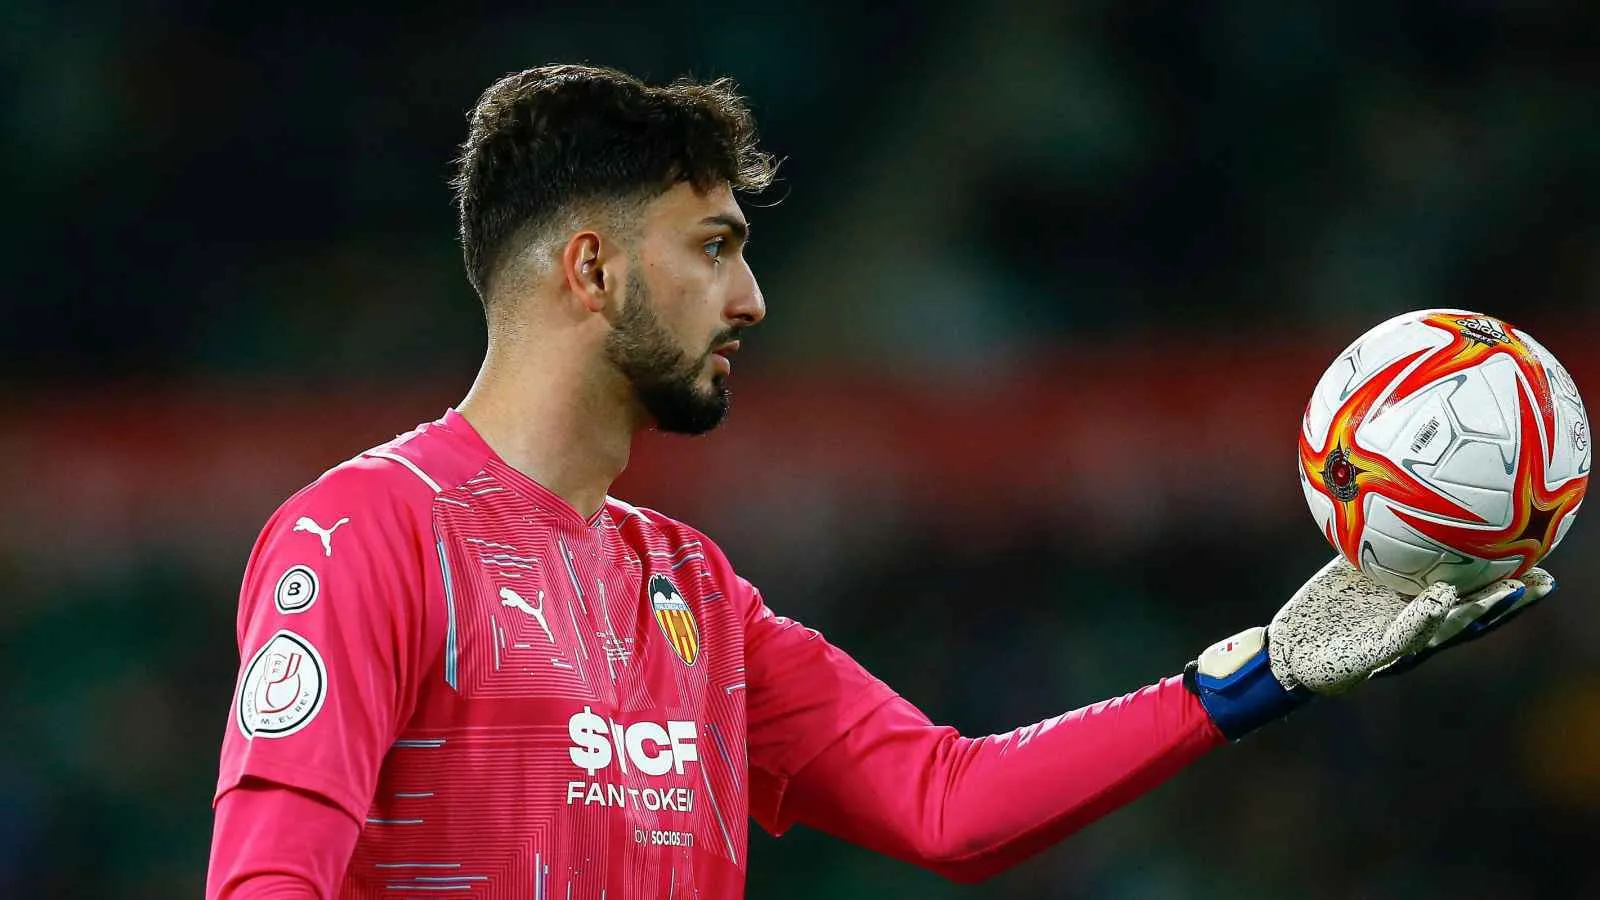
749,559,1553,884
736,565,1222,883
776,675,1221,884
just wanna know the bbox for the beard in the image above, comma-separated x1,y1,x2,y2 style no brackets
603,274,735,436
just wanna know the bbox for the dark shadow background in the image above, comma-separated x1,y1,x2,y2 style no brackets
3,2,1598,897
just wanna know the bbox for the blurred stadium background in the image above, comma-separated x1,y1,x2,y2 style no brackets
4,1,1599,897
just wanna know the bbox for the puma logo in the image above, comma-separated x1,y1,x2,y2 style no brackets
499,587,554,644
292,516,350,557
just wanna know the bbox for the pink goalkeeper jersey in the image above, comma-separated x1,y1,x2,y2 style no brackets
214,410,898,898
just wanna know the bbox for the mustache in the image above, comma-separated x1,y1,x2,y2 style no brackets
707,328,743,354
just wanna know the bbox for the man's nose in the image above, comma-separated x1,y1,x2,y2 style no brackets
726,260,765,327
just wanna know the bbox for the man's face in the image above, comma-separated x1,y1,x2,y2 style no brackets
604,182,764,435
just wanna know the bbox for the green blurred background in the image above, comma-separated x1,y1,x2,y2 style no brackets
4,2,1598,897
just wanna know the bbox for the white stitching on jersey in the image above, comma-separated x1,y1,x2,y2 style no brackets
367,450,443,493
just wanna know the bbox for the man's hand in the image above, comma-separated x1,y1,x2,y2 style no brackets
1184,557,1557,740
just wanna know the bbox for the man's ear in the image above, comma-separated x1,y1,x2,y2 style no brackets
562,230,626,314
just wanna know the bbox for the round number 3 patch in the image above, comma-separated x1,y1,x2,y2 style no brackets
274,565,319,614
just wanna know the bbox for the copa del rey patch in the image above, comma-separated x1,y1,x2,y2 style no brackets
237,630,327,739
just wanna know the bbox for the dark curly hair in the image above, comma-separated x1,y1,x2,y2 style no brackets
451,64,778,304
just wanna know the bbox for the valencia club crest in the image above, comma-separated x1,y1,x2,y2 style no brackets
649,574,700,666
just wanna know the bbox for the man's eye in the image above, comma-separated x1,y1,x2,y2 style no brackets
703,237,725,260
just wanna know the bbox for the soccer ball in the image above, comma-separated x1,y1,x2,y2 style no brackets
1298,309,1589,595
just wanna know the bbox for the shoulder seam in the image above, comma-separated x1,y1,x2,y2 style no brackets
605,495,649,521
365,450,443,494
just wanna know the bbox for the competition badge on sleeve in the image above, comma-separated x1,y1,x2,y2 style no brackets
236,630,327,739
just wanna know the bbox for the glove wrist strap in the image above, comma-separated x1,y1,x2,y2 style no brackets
1184,626,1313,741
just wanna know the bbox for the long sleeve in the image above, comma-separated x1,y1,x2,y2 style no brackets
212,463,431,820
209,459,437,895
206,780,362,899
775,674,1225,883
719,523,1227,884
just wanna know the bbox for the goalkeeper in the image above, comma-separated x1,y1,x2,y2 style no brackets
207,63,1559,898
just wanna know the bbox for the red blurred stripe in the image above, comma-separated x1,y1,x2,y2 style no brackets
5,335,1591,562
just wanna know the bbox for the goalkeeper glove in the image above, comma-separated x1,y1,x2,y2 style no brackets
1184,556,1556,741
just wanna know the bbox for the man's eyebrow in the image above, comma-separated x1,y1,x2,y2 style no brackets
699,214,749,242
